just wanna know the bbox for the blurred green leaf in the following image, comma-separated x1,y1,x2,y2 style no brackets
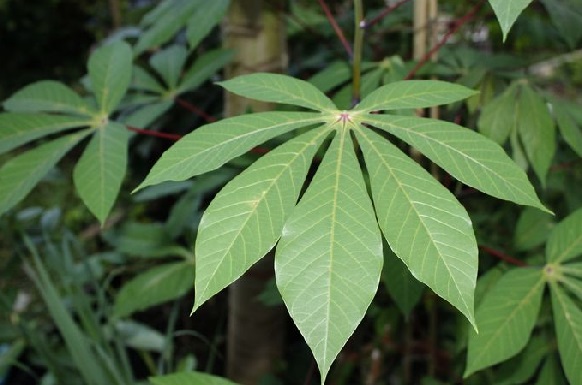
488,0,535,40
546,207,582,263
150,371,238,385
382,245,424,317
515,207,554,251
186,0,229,48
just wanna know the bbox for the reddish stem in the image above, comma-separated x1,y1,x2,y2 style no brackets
405,0,486,80
175,97,217,122
362,0,412,29
126,125,182,141
479,245,527,267
317,0,353,58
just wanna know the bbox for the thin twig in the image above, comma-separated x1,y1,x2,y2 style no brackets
479,245,527,267
175,97,217,122
126,125,182,141
352,0,364,106
405,0,486,80
362,0,412,29
317,0,353,58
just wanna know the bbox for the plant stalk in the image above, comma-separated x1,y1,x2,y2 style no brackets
352,0,364,107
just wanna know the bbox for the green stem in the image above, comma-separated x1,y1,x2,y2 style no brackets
352,0,364,107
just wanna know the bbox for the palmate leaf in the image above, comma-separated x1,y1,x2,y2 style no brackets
275,129,383,381
0,113,92,155
550,284,582,385
131,66,165,93
477,84,518,144
193,126,330,312
136,111,324,190
488,0,535,40
355,80,476,112
364,114,549,212
382,246,424,317
0,130,92,216
218,73,336,111
73,122,129,224
546,207,582,264
177,49,234,93
355,126,477,327
88,41,132,114
465,268,545,377
554,101,582,158
3,80,95,116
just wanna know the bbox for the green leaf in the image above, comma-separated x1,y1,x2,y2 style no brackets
73,122,129,224
150,371,238,385
218,73,336,111
150,45,188,90
536,355,567,385
364,114,548,212
382,246,424,317
193,127,330,312
494,336,549,385
465,268,545,377
355,80,476,113
0,130,91,216
560,276,582,302
488,0,535,40
132,66,165,93
134,0,200,55
560,263,582,279
356,127,477,327
177,49,234,93
514,207,554,251
516,85,556,185
3,80,94,116
114,262,194,318
554,101,582,157
114,320,167,352
136,111,324,190
275,130,383,382
546,207,582,263
123,101,173,128
308,61,351,92
88,41,133,114
186,0,229,48
540,0,582,48
477,84,518,144
116,222,173,258
0,113,91,155
550,284,582,385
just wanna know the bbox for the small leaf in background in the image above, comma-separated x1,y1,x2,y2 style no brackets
540,0,582,48
115,222,174,257
308,61,351,92
187,0,229,48
550,284,582,385
494,336,549,385
382,246,424,317
134,0,201,55
355,80,476,112
276,130,383,382
3,80,94,116
135,112,324,190
150,371,238,385
0,130,92,216
218,73,336,111
73,122,129,224
365,114,548,212
478,84,518,144
0,113,91,155
546,207,582,264
177,49,234,93
114,320,167,352
88,41,133,114
193,127,329,312
553,101,582,158
132,65,165,93
514,207,554,251
113,262,194,318
488,0,535,41
465,268,545,377
150,45,188,90
516,85,556,186
356,127,477,328
536,354,568,385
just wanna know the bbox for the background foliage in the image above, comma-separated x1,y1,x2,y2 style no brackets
1,0,581,384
